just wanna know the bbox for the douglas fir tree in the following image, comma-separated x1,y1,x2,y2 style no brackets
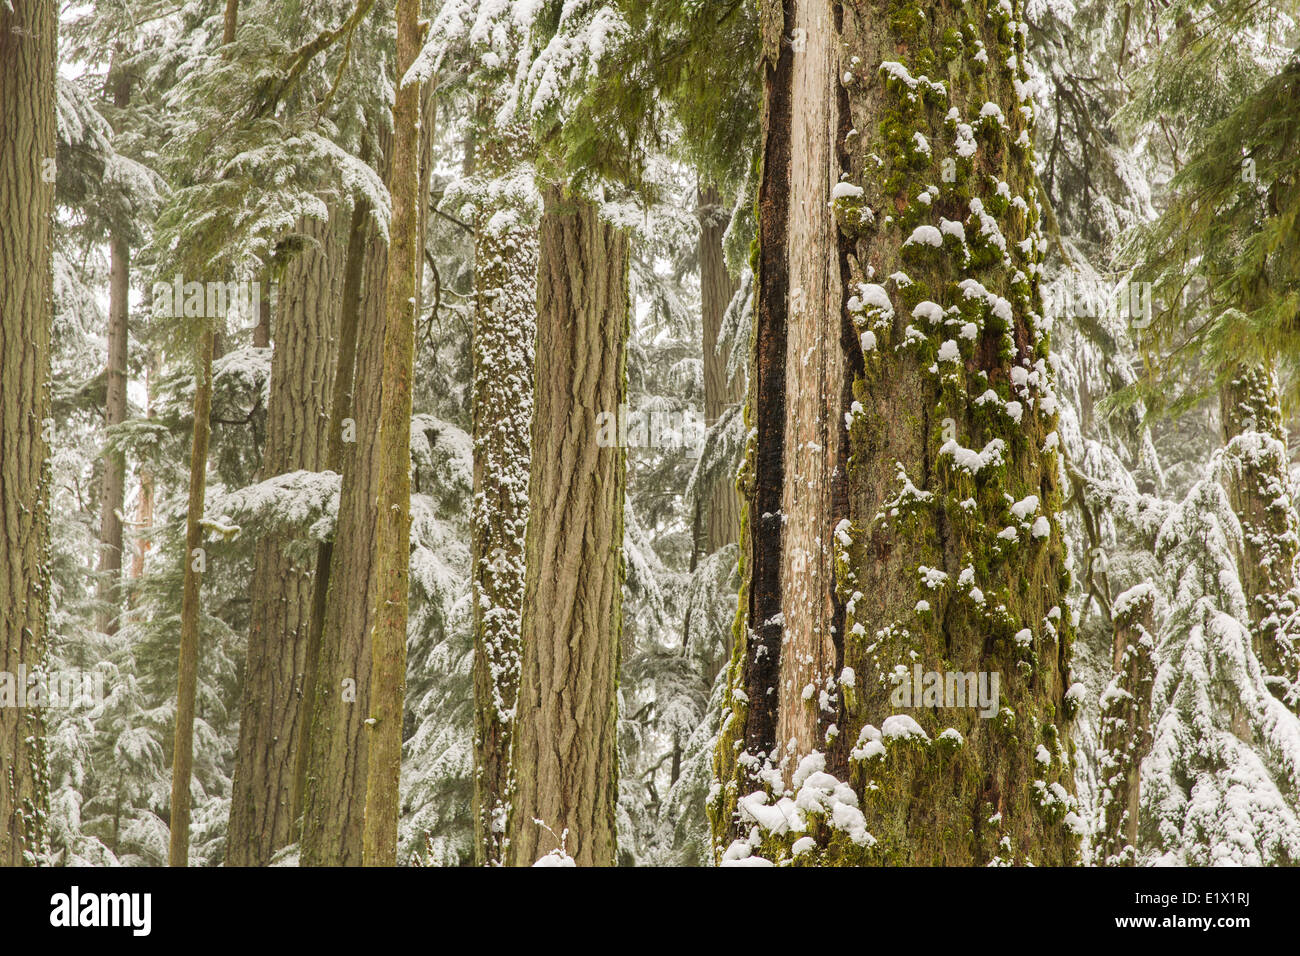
0,0,56,869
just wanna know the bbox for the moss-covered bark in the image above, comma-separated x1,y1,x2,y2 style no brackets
1219,365,1300,706
712,0,1080,866
362,0,423,866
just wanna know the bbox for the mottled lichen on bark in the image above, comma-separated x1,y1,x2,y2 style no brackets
467,106,539,866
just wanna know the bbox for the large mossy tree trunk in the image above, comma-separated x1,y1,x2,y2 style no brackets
711,0,1080,866
0,0,55,869
299,235,385,865
1219,365,1300,705
505,186,627,867
469,113,537,867
361,0,422,867
299,81,436,872
227,215,342,865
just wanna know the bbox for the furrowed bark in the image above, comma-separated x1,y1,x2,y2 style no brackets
0,0,56,869
773,0,846,769
299,136,389,867
506,186,627,867
295,185,370,822
227,214,342,865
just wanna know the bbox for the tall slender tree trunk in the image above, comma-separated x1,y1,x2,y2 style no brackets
169,330,214,868
96,232,129,633
711,0,1079,866
698,184,742,554
129,354,157,605
470,110,537,867
96,64,132,637
506,186,628,867
362,0,422,867
1219,365,1300,704
1094,584,1155,866
227,215,342,865
169,0,238,868
0,0,56,869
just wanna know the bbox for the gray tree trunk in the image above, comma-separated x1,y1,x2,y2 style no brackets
96,64,131,637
